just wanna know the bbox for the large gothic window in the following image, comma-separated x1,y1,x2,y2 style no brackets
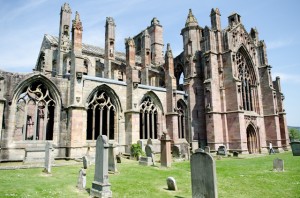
139,97,158,139
236,50,258,112
15,81,55,141
87,91,115,140
177,101,186,139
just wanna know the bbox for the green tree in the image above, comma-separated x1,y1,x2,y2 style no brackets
289,128,300,141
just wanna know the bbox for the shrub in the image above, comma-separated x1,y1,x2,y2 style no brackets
130,143,144,160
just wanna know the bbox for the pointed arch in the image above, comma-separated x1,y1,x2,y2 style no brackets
86,84,122,141
11,74,61,141
246,123,258,154
177,99,187,139
140,90,164,114
236,45,259,113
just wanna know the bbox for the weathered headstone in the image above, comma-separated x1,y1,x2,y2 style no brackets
290,141,300,156
166,177,177,191
137,140,145,152
43,142,53,174
273,158,284,172
191,150,218,198
217,145,227,156
145,144,155,166
181,143,190,159
147,138,153,145
204,146,210,153
139,156,153,166
108,141,118,173
83,155,89,169
116,154,121,163
160,132,172,168
90,135,112,198
77,168,86,190
233,151,239,157
171,145,180,158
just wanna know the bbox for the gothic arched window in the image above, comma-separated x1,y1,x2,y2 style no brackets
177,101,186,139
236,50,258,112
87,91,116,140
139,96,158,139
15,81,55,141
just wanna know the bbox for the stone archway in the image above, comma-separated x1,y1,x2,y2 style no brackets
246,124,258,154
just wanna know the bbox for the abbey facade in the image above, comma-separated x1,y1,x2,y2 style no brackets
0,3,289,161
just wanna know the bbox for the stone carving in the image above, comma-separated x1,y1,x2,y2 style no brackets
77,168,86,190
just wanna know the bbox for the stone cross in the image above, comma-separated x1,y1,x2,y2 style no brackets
160,132,172,168
43,142,53,174
90,135,112,198
190,150,218,198
273,158,284,172
77,168,86,190
166,177,177,191
108,141,118,173
145,144,155,166
83,155,89,169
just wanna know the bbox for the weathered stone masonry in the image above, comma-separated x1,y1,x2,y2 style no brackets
0,4,289,161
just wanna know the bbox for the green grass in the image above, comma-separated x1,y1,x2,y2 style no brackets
0,152,299,198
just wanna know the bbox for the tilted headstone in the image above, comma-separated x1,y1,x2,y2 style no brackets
217,145,227,156
273,158,284,172
90,135,112,198
160,132,172,168
204,146,210,153
77,168,86,190
43,142,53,174
83,156,89,169
171,145,180,158
191,150,218,198
108,141,118,173
145,144,155,166
166,177,177,191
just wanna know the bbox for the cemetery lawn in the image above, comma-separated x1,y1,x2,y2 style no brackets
0,151,299,198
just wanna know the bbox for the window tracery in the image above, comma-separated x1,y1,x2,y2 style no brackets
139,96,158,139
87,91,115,140
15,82,55,141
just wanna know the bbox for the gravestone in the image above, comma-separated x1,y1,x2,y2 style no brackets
116,154,121,163
166,177,177,191
137,140,145,152
204,146,210,153
217,145,227,156
147,138,153,145
181,143,190,159
90,135,112,198
145,144,155,166
139,156,153,166
43,142,53,174
273,158,284,172
233,151,239,157
160,132,172,168
171,145,180,158
290,141,300,156
83,156,89,169
77,168,86,190
108,141,118,173
190,150,218,198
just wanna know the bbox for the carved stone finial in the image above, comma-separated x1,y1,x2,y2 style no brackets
185,9,198,27
151,17,160,25
61,3,72,14
106,17,115,25
125,37,135,47
72,11,83,31
166,43,173,58
210,8,221,16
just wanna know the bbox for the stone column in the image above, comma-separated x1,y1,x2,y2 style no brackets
160,132,172,168
91,135,112,198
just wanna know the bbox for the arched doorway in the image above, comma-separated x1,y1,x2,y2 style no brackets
246,124,258,154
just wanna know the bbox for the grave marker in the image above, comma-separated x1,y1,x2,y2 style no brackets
273,158,284,172
145,144,155,166
108,141,118,173
43,142,53,174
166,177,177,191
190,150,217,198
90,135,112,198
77,168,86,190
160,132,172,168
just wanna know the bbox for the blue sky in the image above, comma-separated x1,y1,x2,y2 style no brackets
0,0,299,126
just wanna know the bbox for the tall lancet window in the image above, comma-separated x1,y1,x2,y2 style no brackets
87,91,115,140
236,49,259,113
177,101,186,139
15,81,55,141
139,97,158,139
